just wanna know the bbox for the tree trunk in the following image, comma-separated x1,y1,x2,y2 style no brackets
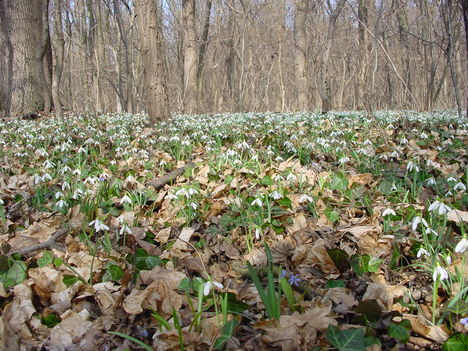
182,0,198,114
356,0,369,110
0,0,14,116
1,0,46,115
460,0,468,116
318,0,346,113
135,0,170,124
394,0,412,108
51,0,65,120
197,0,212,108
294,0,308,111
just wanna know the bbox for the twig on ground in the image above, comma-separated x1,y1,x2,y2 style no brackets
9,226,69,257
149,162,196,190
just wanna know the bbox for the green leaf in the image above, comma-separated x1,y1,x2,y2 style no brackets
214,319,239,350
108,331,153,351
325,208,340,223
326,249,350,273
277,197,291,208
354,299,383,322
0,260,27,287
326,324,378,351
37,250,54,267
107,264,124,281
443,333,468,351
53,257,63,268
0,255,8,272
388,321,410,343
350,254,382,276
330,174,348,191
260,175,273,186
63,275,80,287
326,279,346,288
42,313,61,328
225,293,249,313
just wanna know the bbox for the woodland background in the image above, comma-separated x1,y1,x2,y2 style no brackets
0,0,467,120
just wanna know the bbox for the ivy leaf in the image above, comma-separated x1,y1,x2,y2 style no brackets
443,333,468,351
214,319,239,350
63,275,80,287
388,321,410,343
326,249,349,273
326,324,379,351
0,260,27,288
37,250,54,267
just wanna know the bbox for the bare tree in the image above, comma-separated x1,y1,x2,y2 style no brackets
182,0,198,113
134,0,170,123
461,0,468,116
51,0,65,120
294,0,308,111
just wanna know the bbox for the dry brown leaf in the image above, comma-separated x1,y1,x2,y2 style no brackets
347,173,373,188
323,287,358,311
292,239,337,274
403,313,449,343
172,227,195,251
286,213,307,234
48,309,93,348
447,209,468,224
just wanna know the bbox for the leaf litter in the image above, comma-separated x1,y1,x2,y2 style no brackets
0,111,466,350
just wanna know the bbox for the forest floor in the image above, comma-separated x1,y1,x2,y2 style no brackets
0,111,467,351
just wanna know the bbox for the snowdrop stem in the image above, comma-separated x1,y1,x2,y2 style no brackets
432,277,439,325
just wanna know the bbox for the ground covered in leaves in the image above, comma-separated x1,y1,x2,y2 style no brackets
0,111,467,351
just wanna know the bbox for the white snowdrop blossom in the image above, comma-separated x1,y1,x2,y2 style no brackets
255,227,262,240
73,169,81,176
251,198,263,207
72,189,84,199
42,173,52,181
412,216,428,231
62,182,70,191
55,199,67,208
406,161,419,172
455,238,468,253
417,248,430,258
89,219,110,232
286,173,297,181
203,280,224,296
55,191,64,199
339,157,350,164
433,264,448,281
165,193,178,200
0,198,4,205
447,177,457,183
428,201,451,215
269,191,282,200
454,182,466,192
119,223,132,235
43,160,55,169
190,202,198,210
120,195,132,204
175,188,189,198
382,208,396,217
426,178,436,186
298,194,313,204
187,188,198,196
125,175,137,184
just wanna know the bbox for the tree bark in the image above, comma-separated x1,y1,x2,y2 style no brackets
51,0,65,120
459,0,468,116
318,0,346,113
294,0,308,111
182,0,198,114
0,0,14,116
134,0,170,123
197,0,212,107
1,0,46,115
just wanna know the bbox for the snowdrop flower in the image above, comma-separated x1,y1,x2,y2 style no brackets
425,228,439,236
455,238,468,253
203,280,224,296
286,173,297,181
433,264,448,281
73,169,81,176
89,219,110,232
72,189,84,199
60,165,71,174
454,182,466,192
165,193,178,200
339,157,350,165
42,173,52,181
251,198,263,207
55,191,64,199
382,208,396,217
412,216,429,231
426,178,436,186
428,200,451,215
159,160,167,167
190,202,198,210
445,191,453,197
417,248,430,258
406,161,419,172
175,188,189,198
447,177,457,183
400,137,408,144
125,175,137,184
187,188,198,196
269,191,282,200
298,194,313,204
0,198,4,205
420,132,428,139
445,255,452,265
120,195,132,204
43,160,55,169
255,227,262,240
55,199,67,208
62,182,70,191
119,223,132,235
